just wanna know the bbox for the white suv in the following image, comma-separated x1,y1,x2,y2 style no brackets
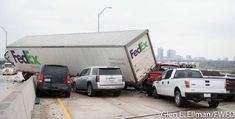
72,66,125,96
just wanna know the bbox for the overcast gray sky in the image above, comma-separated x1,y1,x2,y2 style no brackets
0,0,235,60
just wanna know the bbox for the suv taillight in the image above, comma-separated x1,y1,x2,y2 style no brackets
38,73,44,84
96,75,100,82
185,80,190,88
66,75,71,84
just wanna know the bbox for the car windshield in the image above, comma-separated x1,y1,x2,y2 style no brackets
99,68,122,75
174,70,203,78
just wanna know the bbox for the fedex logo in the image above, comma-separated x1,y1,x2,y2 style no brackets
10,50,40,64
129,41,148,59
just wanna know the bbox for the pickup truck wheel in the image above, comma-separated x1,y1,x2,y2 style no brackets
147,89,153,96
153,88,160,98
87,84,95,97
208,100,219,108
174,90,184,107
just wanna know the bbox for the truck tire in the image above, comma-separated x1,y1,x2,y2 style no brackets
174,90,185,107
153,88,160,98
113,91,121,97
208,100,219,108
147,90,153,96
87,84,95,97
134,85,140,91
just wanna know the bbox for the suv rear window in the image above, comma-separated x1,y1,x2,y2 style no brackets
42,65,68,83
99,68,121,75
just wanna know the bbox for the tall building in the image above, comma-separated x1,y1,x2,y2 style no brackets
157,48,164,60
223,57,229,61
186,55,192,61
167,49,176,60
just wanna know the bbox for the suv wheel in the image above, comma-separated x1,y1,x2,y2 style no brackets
87,84,95,97
153,88,160,98
208,100,219,108
113,91,121,97
174,90,184,107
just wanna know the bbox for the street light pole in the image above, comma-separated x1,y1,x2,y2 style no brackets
0,25,7,50
98,7,112,32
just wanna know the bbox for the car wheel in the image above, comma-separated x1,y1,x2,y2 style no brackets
87,84,95,97
174,90,184,107
113,91,121,97
153,88,160,98
208,100,219,108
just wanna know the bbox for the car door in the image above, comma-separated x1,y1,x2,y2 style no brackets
159,70,173,96
76,69,88,89
164,70,174,96
156,71,166,95
82,68,91,89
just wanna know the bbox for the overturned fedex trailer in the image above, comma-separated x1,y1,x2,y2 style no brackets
5,29,156,88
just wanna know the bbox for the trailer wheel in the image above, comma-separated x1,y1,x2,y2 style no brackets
134,85,140,91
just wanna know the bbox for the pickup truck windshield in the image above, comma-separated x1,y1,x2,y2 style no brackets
174,70,203,78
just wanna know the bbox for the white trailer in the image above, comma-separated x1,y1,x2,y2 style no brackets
5,30,156,87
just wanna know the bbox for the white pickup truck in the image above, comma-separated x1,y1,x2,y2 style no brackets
152,68,230,108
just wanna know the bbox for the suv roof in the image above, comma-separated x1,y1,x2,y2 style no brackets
85,66,120,69
174,68,200,71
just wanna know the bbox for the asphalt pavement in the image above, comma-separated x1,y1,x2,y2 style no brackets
32,90,235,119
0,72,24,101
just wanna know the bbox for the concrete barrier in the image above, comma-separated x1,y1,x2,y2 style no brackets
0,78,36,119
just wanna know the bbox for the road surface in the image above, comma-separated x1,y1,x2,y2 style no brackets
32,90,235,119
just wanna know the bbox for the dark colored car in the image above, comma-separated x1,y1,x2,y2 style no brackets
36,65,71,97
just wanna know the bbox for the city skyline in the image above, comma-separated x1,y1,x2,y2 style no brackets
156,47,233,61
